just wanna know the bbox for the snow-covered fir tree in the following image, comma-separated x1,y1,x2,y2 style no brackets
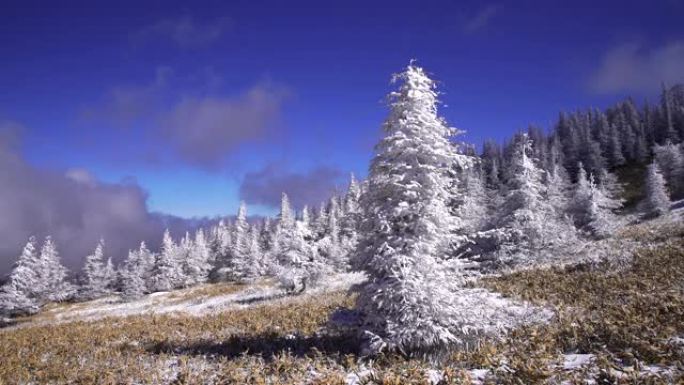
313,202,328,239
0,282,38,316
643,161,671,217
39,236,72,302
545,163,572,217
182,229,211,286
210,219,233,280
352,63,470,357
653,141,684,198
493,134,576,263
81,239,110,299
338,174,362,260
258,217,274,256
597,168,624,204
321,197,345,268
120,246,148,299
151,229,183,291
243,226,266,280
453,164,489,233
300,205,311,229
229,202,254,281
272,193,322,290
571,167,621,238
278,192,295,230
0,237,41,315
102,257,117,293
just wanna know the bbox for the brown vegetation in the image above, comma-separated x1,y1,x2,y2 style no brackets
1,224,683,384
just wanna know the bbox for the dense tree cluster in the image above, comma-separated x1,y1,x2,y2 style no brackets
1,65,682,357
0,173,362,314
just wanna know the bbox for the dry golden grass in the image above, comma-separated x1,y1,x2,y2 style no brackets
616,216,684,243
477,237,684,384
1,225,683,384
0,291,358,384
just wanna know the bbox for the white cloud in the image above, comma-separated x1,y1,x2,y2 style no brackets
464,4,501,34
162,83,289,168
588,41,684,94
0,124,206,274
81,69,290,170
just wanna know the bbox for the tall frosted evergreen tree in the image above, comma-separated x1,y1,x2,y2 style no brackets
494,134,576,262
81,239,109,299
571,168,621,239
278,193,294,231
151,230,182,292
102,257,117,292
0,237,41,314
120,246,148,299
230,202,253,281
653,141,684,198
454,165,489,233
182,229,211,286
352,63,467,356
40,236,71,302
643,162,671,217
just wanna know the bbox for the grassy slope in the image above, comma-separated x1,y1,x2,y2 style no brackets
1,222,683,384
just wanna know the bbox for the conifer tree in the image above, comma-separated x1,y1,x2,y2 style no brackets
230,202,253,281
182,229,211,286
0,283,38,316
313,202,329,239
81,239,109,299
353,63,468,356
454,165,489,233
0,237,41,314
494,134,576,262
258,217,274,254
278,193,294,231
300,205,311,230
653,141,684,198
151,230,182,291
40,236,71,302
246,226,265,278
341,174,362,241
120,247,147,299
137,241,156,291
102,257,117,293
606,124,626,167
571,169,621,238
643,161,671,217
545,163,572,215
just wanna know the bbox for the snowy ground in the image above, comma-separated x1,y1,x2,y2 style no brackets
38,272,368,325
28,269,552,342
2,213,682,384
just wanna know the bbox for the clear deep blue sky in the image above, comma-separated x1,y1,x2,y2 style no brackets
1,0,683,218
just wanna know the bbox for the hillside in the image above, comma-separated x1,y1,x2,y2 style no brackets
1,211,682,384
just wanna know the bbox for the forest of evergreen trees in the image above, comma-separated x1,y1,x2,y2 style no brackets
1,66,683,357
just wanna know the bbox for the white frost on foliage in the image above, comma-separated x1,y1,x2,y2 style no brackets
643,161,671,217
353,63,475,357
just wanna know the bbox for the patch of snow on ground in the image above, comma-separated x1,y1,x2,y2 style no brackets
468,368,490,384
426,369,443,384
562,353,595,370
345,366,372,385
450,288,553,344
39,272,367,325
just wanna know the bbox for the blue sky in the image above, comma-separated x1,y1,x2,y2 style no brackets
2,0,683,219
